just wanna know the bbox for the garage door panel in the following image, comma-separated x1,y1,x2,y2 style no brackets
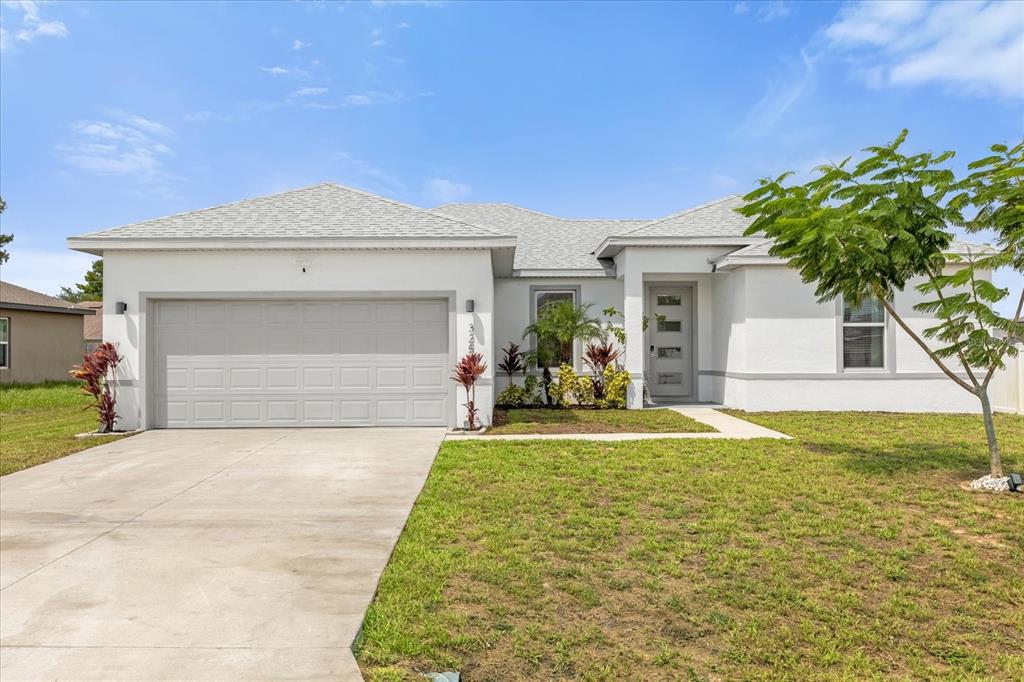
152,299,449,427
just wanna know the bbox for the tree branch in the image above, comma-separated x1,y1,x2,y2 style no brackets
927,268,980,388
876,294,976,393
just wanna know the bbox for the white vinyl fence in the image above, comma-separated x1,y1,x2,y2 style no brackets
990,343,1024,415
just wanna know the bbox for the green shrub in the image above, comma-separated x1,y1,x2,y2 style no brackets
496,383,528,407
551,363,580,407
574,376,595,406
597,366,630,409
523,375,543,405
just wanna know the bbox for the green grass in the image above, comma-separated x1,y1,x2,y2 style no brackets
487,407,716,435
356,412,1024,680
0,381,124,476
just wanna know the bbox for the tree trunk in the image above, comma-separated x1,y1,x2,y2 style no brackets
978,389,1003,478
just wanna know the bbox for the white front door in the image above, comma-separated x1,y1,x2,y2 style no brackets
647,286,693,399
150,299,450,428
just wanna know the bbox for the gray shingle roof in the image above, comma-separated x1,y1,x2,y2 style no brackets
719,238,994,264
431,203,648,271
75,183,504,240
0,281,92,315
623,195,753,237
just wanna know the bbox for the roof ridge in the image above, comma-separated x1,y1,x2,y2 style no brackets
623,194,743,236
324,183,507,237
434,202,648,223
78,183,338,237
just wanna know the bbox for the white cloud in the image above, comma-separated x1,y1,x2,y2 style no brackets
58,111,177,185
423,177,471,203
291,38,310,50
300,90,417,110
261,66,290,76
370,27,386,47
1,0,68,50
0,248,98,298
293,86,328,96
734,1,791,22
736,49,818,136
825,0,1024,98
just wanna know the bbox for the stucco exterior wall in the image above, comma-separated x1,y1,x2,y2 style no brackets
706,265,982,413
0,308,86,384
103,249,495,430
493,277,623,390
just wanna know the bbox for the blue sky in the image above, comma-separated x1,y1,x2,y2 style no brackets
1,0,1021,312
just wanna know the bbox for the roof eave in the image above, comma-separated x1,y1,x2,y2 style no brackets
0,302,94,315
67,235,518,256
594,236,763,259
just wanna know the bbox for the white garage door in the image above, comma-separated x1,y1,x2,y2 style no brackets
151,299,449,428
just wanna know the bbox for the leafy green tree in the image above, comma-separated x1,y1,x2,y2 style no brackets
0,196,12,264
737,130,1023,479
59,259,104,302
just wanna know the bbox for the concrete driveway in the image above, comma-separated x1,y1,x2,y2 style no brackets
0,428,445,681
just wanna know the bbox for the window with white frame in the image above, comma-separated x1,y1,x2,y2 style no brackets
533,289,576,369
842,297,885,369
0,317,8,369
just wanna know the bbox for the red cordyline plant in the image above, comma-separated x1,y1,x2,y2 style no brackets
70,342,123,433
452,352,487,430
584,341,622,400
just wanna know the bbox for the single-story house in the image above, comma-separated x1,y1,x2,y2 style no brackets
0,281,95,384
66,183,984,430
79,300,104,353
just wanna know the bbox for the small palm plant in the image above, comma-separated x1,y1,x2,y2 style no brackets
70,342,122,433
523,300,603,406
452,352,487,430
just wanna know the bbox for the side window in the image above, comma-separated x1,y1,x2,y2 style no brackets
842,297,885,369
533,290,575,369
0,317,9,369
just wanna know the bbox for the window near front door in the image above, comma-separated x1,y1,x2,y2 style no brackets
842,297,885,369
0,317,8,369
533,289,576,368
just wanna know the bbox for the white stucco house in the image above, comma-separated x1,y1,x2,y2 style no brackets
67,182,982,430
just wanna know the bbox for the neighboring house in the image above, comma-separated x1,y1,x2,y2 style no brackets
0,281,94,384
67,183,986,430
79,300,104,352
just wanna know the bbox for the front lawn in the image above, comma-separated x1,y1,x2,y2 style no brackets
0,382,123,476
487,407,716,435
357,412,1024,680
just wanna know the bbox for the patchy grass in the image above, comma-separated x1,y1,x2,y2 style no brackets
0,381,124,476
487,408,715,435
356,412,1024,681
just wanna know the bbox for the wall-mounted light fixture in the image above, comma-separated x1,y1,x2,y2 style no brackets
115,301,128,314
465,299,475,313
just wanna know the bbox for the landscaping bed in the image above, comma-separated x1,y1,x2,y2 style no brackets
487,407,716,435
356,411,1024,680
0,381,125,476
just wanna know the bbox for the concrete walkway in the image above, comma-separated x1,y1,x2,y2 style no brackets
462,406,790,441
0,428,445,681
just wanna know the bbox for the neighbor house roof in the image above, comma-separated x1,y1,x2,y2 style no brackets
0,281,93,315
79,301,103,340
431,203,648,274
68,183,515,254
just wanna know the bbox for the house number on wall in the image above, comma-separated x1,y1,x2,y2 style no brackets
468,322,475,353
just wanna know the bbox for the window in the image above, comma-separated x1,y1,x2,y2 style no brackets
533,289,576,369
657,372,683,384
842,297,885,369
657,347,682,358
657,319,682,333
656,294,681,306
0,317,8,369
